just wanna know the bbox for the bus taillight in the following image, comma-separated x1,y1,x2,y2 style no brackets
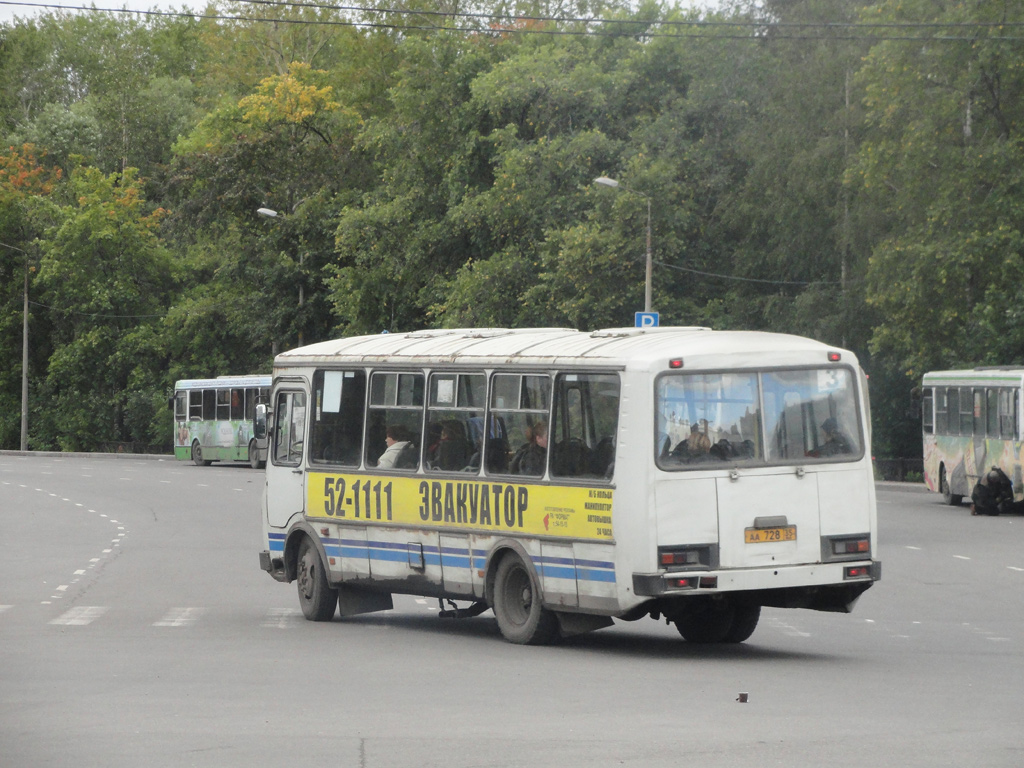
666,577,696,590
832,537,870,555
844,565,871,579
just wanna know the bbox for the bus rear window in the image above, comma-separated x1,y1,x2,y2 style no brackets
657,368,862,469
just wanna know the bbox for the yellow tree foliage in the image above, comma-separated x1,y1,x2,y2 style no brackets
239,62,340,127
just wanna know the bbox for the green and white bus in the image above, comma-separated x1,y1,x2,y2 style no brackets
173,376,271,468
921,368,1024,506
256,328,880,646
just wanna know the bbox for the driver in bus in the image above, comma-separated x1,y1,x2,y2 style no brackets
813,417,852,457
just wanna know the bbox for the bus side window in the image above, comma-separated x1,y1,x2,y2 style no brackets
230,388,244,421
202,389,216,421
273,391,307,466
311,370,366,467
489,374,550,477
426,373,485,473
189,390,203,421
550,373,620,481
365,372,424,471
986,389,999,437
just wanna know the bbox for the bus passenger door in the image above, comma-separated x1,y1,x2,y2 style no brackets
266,389,308,529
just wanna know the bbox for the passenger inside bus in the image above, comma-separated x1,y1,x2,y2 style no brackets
427,420,471,471
378,424,418,469
510,421,548,476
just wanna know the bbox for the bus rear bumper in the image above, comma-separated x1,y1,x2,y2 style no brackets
632,560,880,613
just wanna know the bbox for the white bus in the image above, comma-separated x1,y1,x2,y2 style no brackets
921,368,1024,507
173,376,271,468
256,328,879,645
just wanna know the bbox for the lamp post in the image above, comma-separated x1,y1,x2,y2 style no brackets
594,176,653,313
1,240,29,451
257,207,305,347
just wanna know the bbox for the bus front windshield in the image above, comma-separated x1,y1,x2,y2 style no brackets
656,367,862,469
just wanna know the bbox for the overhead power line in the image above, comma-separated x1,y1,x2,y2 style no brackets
2,0,1024,41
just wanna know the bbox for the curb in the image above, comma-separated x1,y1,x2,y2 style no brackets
0,450,172,461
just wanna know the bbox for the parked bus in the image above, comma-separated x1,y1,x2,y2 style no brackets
256,328,879,645
921,368,1024,506
173,376,271,468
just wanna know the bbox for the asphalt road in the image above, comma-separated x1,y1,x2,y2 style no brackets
1,454,1022,767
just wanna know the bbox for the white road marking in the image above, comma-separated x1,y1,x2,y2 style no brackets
1008,566,1024,572
154,607,206,627
767,617,811,637
50,606,108,626
905,546,922,550
0,605,11,614
262,608,302,628
953,555,971,560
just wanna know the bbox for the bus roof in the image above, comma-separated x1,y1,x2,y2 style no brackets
274,327,851,371
923,368,1024,387
174,375,271,389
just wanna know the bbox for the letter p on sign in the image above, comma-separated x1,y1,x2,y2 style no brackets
635,312,659,328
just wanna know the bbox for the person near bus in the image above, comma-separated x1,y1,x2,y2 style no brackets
510,421,548,476
971,466,1014,516
378,424,417,469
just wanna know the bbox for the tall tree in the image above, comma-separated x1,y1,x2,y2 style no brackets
33,166,173,450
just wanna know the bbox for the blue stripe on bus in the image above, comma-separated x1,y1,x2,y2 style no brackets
288,535,616,584
268,533,285,552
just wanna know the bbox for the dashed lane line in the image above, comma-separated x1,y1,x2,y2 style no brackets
50,606,108,626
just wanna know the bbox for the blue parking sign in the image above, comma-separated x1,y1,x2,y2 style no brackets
635,312,659,328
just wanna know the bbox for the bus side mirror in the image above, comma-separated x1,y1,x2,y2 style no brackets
254,403,268,440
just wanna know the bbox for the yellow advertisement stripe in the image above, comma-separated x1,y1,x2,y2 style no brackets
307,472,614,540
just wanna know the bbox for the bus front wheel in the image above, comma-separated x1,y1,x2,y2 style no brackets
296,538,337,621
492,554,558,645
191,440,211,467
248,439,264,470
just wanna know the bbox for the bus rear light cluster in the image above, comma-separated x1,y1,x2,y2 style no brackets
844,565,872,579
828,351,842,362
832,537,870,555
660,549,702,567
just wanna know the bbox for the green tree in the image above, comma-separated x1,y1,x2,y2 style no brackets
852,1,1024,383
34,166,173,450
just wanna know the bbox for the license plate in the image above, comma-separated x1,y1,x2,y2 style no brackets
745,526,797,544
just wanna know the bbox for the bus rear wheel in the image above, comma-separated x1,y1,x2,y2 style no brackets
492,554,558,645
191,440,211,467
674,600,734,643
674,600,761,644
940,469,962,506
723,604,761,643
296,538,337,621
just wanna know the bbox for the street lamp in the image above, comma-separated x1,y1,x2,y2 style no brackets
1,240,29,451
257,207,305,347
594,176,653,313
